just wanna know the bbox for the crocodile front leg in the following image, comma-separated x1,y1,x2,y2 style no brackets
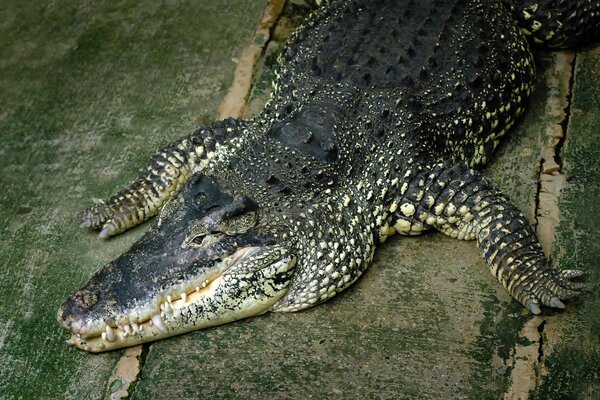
390,162,584,314
80,118,244,238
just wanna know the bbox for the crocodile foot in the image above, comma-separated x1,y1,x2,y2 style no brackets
518,269,585,314
79,200,131,239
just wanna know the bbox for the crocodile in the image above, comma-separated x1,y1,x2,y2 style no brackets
58,0,600,352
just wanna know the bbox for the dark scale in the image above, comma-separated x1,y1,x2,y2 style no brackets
60,0,600,352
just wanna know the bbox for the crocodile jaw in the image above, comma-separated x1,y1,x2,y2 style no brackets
62,247,295,352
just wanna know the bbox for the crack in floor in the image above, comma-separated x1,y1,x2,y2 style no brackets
218,0,287,119
103,345,148,400
503,51,577,400
536,320,547,365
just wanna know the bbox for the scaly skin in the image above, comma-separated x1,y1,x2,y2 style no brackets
59,0,598,352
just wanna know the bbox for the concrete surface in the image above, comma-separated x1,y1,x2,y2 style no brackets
0,1,598,399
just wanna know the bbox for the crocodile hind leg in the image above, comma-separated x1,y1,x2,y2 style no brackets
391,162,584,314
80,118,244,238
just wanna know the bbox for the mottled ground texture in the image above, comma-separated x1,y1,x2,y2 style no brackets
0,1,599,399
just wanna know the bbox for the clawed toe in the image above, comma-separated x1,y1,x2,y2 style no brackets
560,269,586,279
98,223,118,239
548,297,565,309
523,268,586,313
78,205,110,230
525,299,542,314
78,203,119,238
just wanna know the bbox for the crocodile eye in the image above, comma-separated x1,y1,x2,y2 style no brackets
183,223,211,248
191,235,206,245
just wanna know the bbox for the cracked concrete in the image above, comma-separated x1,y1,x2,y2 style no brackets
504,51,576,400
104,346,145,400
218,0,286,119
504,317,546,400
535,51,576,254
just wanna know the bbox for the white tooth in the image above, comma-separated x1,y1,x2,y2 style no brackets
124,325,132,335
181,292,187,302
202,280,208,288
101,332,107,341
76,333,81,338
160,303,165,311
167,295,172,304
121,332,127,339
161,311,165,318
132,323,140,333
152,314,168,333
105,325,117,342
196,286,200,292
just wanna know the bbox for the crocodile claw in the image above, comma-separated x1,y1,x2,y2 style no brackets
79,204,127,239
78,204,111,230
525,299,541,315
520,268,585,314
99,223,118,239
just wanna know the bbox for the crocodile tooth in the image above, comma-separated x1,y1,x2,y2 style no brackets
101,332,107,341
167,295,172,304
195,286,200,293
131,323,141,333
181,292,187,302
124,324,132,335
105,325,117,342
152,314,168,333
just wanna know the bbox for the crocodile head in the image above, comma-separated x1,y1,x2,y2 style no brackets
57,174,296,352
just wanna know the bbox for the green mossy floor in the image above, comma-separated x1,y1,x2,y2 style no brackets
1,2,598,399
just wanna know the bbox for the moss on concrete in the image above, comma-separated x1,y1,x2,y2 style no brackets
530,47,600,400
1,1,599,399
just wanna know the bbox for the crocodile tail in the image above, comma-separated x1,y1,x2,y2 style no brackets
505,0,600,48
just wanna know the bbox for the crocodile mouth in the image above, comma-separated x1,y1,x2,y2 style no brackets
59,245,295,352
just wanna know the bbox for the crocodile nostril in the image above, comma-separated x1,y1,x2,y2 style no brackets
72,290,98,309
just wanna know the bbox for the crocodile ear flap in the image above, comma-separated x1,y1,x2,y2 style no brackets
204,195,258,222
182,172,258,218
181,173,233,212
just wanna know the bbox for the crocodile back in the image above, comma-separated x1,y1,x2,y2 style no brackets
266,0,535,168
